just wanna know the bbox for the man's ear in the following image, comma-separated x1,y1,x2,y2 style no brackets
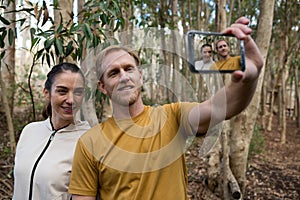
43,88,50,101
98,81,107,94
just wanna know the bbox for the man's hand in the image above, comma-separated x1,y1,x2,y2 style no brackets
189,16,264,134
222,16,264,83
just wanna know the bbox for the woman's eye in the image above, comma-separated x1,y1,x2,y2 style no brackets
57,90,67,94
74,89,84,96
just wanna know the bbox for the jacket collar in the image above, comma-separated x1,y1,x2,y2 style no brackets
45,118,90,133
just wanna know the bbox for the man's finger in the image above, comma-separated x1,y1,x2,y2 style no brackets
234,16,250,25
231,71,244,83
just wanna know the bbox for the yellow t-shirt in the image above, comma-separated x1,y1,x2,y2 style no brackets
216,56,241,70
69,102,197,200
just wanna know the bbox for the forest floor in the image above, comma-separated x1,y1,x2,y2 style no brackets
187,116,300,200
0,114,299,199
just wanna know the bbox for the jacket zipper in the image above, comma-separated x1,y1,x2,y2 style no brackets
28,130,57,200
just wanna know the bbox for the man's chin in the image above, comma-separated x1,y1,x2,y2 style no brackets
112,95,132,106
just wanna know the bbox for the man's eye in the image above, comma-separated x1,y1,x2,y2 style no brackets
126,66,135,72
108,71,118,77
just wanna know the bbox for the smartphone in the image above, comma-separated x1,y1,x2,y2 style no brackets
185,30,245,73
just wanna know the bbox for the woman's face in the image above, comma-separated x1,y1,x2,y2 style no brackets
44,70,85,128
202,46,212,63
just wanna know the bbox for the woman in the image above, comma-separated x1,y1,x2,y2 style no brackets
13,62,91,200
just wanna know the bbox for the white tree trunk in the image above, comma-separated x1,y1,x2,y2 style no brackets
229,0,276,196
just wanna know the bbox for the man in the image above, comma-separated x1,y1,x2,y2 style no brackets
215,39,241,70
68,16,263,200
195,43,215,70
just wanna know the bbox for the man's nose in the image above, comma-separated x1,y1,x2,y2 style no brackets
119,70,130,82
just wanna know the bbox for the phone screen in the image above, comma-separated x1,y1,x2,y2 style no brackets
185,31,245,73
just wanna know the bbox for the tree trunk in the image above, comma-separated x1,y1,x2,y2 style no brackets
1,0,16,153
0,70,15,153
196,0,201,30
280,67,287,144
221,122,230,199
295,64,300,127
54,0,73,22
267,84,276,131
158,0,169,102
206,1,231,199
278,70,283,130
171,0,179,101
2,0,16,115
218,0,227,31
229,0,275,197
120,1,133,45
227,0,235,26
278,33,289,143
54,0,74,62
77,0,100,126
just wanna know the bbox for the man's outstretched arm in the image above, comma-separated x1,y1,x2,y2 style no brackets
189,16,264,134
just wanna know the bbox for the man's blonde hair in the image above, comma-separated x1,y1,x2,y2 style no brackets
96,45,141,81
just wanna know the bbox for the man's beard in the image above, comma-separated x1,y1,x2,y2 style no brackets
220,50,229,58
111,86,142,106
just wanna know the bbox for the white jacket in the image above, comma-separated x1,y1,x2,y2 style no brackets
13,118,91,200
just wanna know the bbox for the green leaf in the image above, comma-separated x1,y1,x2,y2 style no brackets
83,23,93,40
44,38,54,50
19,18,27,27
1,29,7,39
35,49,44,61
56,21,63,34
46,53,51,67
0,30,7,48
77,33,82,42
8,28,14,46
30,37,40,51
65,41,74,56
50,51,55,63
55,38,63,55
41,53,45,65
0,38,4,48
0,51,5,59
0,15,10,25
30,28,36,42
100,14,108,25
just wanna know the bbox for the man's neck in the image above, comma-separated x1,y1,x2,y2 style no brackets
112,99,145,120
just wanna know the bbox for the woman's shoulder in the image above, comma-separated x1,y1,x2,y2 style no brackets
22,118,50,130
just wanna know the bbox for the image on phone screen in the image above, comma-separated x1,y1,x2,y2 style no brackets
185,31,245,73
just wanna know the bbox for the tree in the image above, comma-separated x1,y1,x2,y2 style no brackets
53,0,74,63
0,0,16,153
265,0,300,142
230,0,275,196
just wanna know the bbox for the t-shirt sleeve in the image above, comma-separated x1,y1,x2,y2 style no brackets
168,102,199,136
68,138,99,196
179,102,199,136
